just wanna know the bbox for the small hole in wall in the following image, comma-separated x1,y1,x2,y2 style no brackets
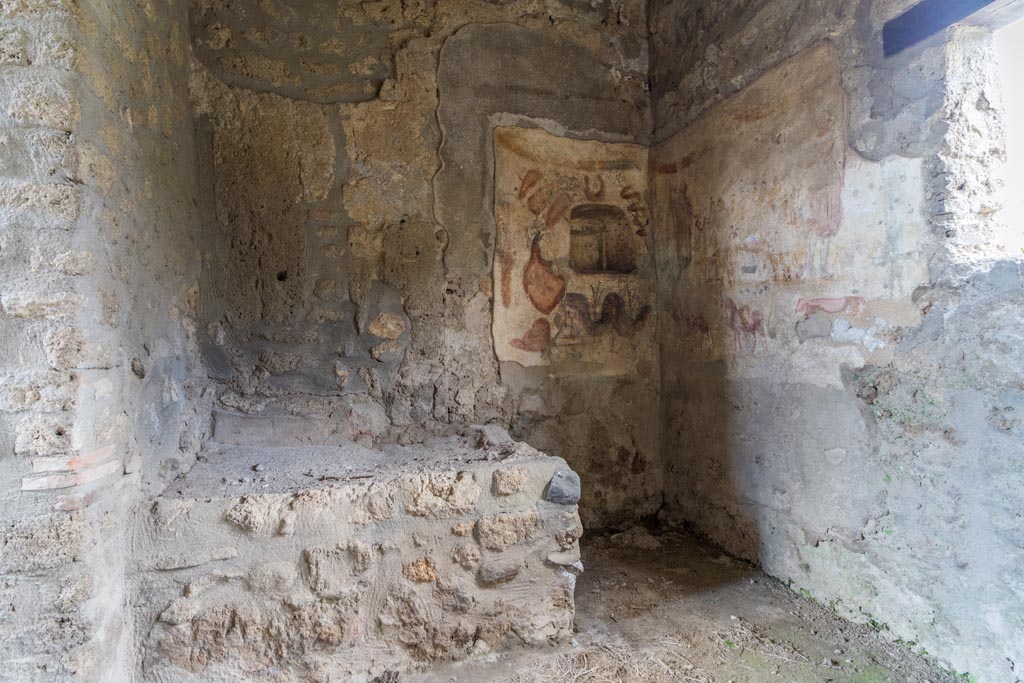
54,427,65,437
569,204,636,274
277,270,288,282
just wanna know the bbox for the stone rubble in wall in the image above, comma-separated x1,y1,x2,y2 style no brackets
135,438,584,682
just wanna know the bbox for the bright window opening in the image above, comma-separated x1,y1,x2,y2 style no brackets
996,20,1024,256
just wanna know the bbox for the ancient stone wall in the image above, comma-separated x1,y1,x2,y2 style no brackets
187,0,658,528
0,0,207,680
650,1,1024,681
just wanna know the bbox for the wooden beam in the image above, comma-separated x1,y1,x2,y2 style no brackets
883,0,1024,56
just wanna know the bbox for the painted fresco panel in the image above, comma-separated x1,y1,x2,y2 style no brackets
492,128,653,374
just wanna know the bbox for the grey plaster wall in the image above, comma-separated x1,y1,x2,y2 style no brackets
650,2,1024,681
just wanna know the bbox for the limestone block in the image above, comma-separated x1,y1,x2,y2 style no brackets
476,560,521,585
404,557,437,582
474,423,513,448
555,515,584,550
368,312,405,339
434,579,474,613
224,495,280,533
451,521,473,536
158,597,200,625
303,544,360,598
0,512,88,573
405,471,480,517
371,338,402,360
245,562,298,594
0,26,28,65
347,539,372,573
5,77,78,130
492,466,525,496
0,370,77,412
0,182,81,225
475,509,542,551
290,481,395,525
49,249,95,275
451,543,480,570
43,327,84,369
340,394,390,439
0,0,72,19
152,593,361,673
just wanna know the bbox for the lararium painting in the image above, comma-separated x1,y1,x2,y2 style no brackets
492,127,655,375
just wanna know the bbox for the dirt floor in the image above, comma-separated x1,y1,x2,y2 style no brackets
410,529,959,683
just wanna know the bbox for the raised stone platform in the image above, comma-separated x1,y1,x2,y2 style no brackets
131,434,583,682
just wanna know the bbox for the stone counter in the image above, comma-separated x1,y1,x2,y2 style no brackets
130,437,583,682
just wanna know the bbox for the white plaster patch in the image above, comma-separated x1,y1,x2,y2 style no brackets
831,317,894,352
834,154,930,300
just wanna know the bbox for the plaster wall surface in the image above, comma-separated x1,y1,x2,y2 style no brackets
650,2,1024,681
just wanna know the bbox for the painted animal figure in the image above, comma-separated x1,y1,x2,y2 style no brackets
795,296,865,317
724,297,766,353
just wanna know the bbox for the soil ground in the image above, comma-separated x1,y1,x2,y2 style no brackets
411,529,960,683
